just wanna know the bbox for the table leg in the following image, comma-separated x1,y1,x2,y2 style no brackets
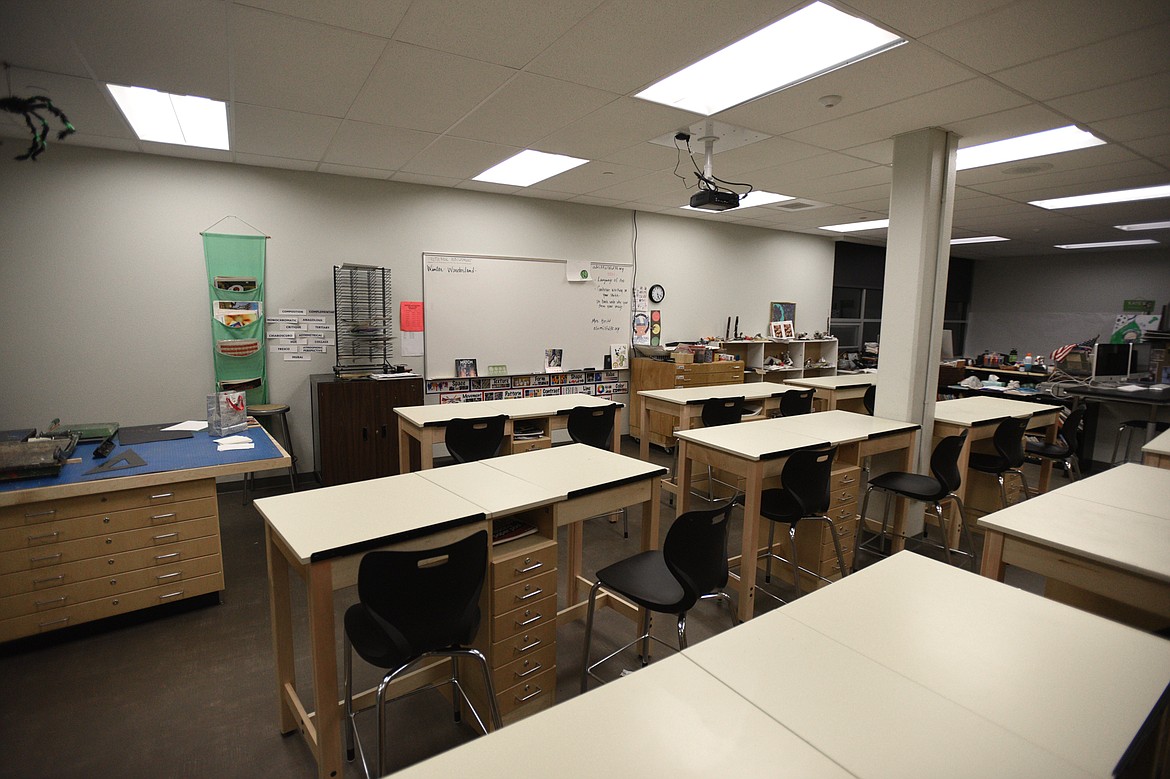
1036,417,1057,494
613,406,623,454
979,530,1007,581
676,439,693,514
398,428,413,474
308,562,342,779
265,525,298,735
419,430,434,470
890,429,918,552
735,465,763,623
567,522,583,606
639,403,651,462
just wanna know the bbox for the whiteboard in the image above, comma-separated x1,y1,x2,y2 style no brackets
422,254,631,379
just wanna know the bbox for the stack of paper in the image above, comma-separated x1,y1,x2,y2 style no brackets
215,435,254,452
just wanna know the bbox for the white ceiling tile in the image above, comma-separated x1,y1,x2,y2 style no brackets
708,136,828,178
5,68,133,140
568,194,626,207
231,5,386,116
0,2,90,76
1127,133,1170,158
991,20,1170,100
232,103,340,160
945,104,1073,148
234,152,318,172
1091,108,1170,144
393,0,603,68
833,0,1018,37
1046,72,1170,123
347,42,515,133
529,161,656,196
238,0,412,38
448,72,617,147
537,98,697,160
316,162,393,179
398,135,518,179
599,141,685,171
322,121,436,170
390,171,464,188
55,0,230,97
956,144,1144,186
142,141,231,163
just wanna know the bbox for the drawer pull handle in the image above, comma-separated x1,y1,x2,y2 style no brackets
515,612,542,627
516,587,543,602
516,638,542,654
150,492,175,500
38,617,70,628
33,574,65,585
514,561,543,574
153,532,180,541
515,662,543,679
156,571,182,581
27,531,60,543
841,475,856,484
25,509,57,519
35,596,67,607
150,512,177,521
30,553,62,563
158,590,185,601
514,685,543,703
154,552,181,561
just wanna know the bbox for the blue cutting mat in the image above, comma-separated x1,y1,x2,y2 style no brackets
0,427,286,493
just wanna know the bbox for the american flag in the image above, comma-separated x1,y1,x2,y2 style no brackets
1051,335,1098,363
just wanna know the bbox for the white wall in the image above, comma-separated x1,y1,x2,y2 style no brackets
965,248,1170,358
0,145,834,473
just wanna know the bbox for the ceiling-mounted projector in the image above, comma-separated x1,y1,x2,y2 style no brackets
689,189,740,211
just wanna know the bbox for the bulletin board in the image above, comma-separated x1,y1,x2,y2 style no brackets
422,253,632,380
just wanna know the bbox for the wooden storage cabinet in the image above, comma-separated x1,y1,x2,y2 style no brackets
630,358,745,449
311,374,424,486
485,530,557,724
0,478,224,642
715,339,839,382
762,465,859,593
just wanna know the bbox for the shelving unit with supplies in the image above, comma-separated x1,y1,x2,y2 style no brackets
713,339,839,382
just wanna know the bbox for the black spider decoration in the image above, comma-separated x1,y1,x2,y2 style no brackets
1,94,75,161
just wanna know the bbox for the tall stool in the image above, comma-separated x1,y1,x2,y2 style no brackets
243,403,298,504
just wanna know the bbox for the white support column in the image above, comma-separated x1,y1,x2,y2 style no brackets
875,127,959,471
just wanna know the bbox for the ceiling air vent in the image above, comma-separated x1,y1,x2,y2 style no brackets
773,199,823,211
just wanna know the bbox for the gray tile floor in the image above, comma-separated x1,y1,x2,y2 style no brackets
0,438,1044,778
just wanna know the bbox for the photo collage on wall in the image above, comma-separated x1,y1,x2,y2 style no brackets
428,371,628,404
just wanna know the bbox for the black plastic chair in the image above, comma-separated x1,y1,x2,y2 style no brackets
1111,419,1170,465
445,415,506,464
779,388,815,416
862,383,877,415
697,396,745,500
967,416,1031,507
343,530,501,779
754,446,844,600
1025,406,1085,483
581,502,735,692
567,405,628,538
853,430,975,569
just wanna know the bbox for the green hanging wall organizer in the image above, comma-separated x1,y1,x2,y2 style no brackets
202,220,269,406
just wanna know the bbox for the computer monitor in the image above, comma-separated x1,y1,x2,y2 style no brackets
1090,342,1134,384
939,329,955,361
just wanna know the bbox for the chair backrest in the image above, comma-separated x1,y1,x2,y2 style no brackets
862,384,877,415
929,430,969,496
445,415,506,463
780,445,838,516
567,404,616,449
1058,406,1085,452
662,502,734,611
780,388,815,416
992,416,1030,469
357,529,489,664
701,396,744,428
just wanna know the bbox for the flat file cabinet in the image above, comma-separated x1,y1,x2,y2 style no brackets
630,358,745,450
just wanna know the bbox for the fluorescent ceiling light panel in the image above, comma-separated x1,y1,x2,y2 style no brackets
956,126,1104,171
1030,183,1170,210
1055,239,1158,249
950,236,1009,245
473,149,588,187
818,218,890,233
107,84,228,150
635,1,903,116
679,190,795,212
1115,220,1170,231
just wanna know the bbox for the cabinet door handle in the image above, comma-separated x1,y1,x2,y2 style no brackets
380,425,387,438
362,427,369,441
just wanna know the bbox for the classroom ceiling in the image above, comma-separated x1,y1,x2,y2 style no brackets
2,0,1169,259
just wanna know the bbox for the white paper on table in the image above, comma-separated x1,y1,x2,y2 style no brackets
164,420,210,432
214,435,252,445
217,442,255,451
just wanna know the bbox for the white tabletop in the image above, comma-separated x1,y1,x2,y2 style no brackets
637,381,796,405
673,418,829,462
1143,427,1170,457
934,395,1063,426
254,473,485,564
777,552,1170,777
485,393,619,419
761,410,917,445
1037,462,1170,521
785,373,878,390
395,401,510,428
394,652,854,778
482,443,666,497
978,491,1170,582
416,461,563,518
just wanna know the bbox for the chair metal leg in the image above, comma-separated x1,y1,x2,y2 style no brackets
818,514,849,580
1068,455,1081,480
344,633,355,762
622,507,628,539
581,581,603,694
677,613,688,650
277,412,297,491
997,474,1008,508
765,521,776,583
933,503,953,566
639,608,652,667
787,526,802,597
953,496,977,571
450,656,462,723
853,485,876,567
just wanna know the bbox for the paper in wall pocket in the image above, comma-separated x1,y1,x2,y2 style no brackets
216,339,261,358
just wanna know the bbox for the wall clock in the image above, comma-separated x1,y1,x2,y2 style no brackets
649,284,665,303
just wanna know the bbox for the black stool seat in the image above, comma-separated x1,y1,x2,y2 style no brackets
243,402,297,503
967,451,1008,473
1025,439,1068,458
867,471,947,502
593,551,686,612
